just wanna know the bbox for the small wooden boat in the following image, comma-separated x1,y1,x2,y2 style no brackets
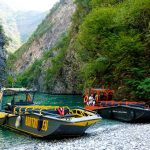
84,88,150,123
0,89,101,138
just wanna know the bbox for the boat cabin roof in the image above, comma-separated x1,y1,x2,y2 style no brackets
0,88,36,110
85,88,114,95
1,88,36,92
2,87,27,91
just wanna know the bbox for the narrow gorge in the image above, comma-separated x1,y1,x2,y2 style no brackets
8,0,150,99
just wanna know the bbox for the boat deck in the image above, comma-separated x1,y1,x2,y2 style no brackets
0,112,7,118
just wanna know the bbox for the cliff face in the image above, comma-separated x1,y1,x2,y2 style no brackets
0,26,6,86
14,0,76,73
10,0,82,94
38,38,80,93
51,47,80,94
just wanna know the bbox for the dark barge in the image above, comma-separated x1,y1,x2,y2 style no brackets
84,88,150,123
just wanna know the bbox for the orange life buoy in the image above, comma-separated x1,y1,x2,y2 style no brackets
84,95,88,103
27,94,32,102
57,107,65,116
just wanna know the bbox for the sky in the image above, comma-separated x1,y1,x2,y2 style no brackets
0,0,59,11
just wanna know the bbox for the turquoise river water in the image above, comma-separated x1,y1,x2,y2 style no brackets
0,93,150,150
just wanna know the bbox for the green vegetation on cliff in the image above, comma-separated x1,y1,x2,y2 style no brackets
44,32,70,91
8,0,150,100
0,25,7,86
76,0,150,99
0,25,9,46
8,32,70,89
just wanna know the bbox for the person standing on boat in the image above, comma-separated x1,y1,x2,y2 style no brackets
88,94,95,106
95,94,99,105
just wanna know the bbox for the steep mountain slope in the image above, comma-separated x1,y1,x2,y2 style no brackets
9,0,87,93
13,0,76,73
0,2,47,53
0,25,6,86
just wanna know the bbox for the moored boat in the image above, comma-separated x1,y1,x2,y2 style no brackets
84,88,150,123
0,89,101,138
97,105,150,123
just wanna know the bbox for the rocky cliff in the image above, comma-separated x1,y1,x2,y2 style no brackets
14,0,76,73
10,0,80,94
0,25,6,86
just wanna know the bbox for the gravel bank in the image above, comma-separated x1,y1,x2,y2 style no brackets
6,120,150,150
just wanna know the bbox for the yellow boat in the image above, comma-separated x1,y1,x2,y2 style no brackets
0,88,101,138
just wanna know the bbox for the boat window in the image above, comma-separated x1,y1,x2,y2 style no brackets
1,92,34,110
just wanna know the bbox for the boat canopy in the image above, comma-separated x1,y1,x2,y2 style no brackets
85,88,114,95
0,87,36,111
1,87,36,92
2,87,27,91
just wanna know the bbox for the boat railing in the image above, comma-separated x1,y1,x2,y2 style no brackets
13,105,96,118
13,105,70,116
70,106,98,117
71,106,99,115
94,100,146,108
13,105,84,118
